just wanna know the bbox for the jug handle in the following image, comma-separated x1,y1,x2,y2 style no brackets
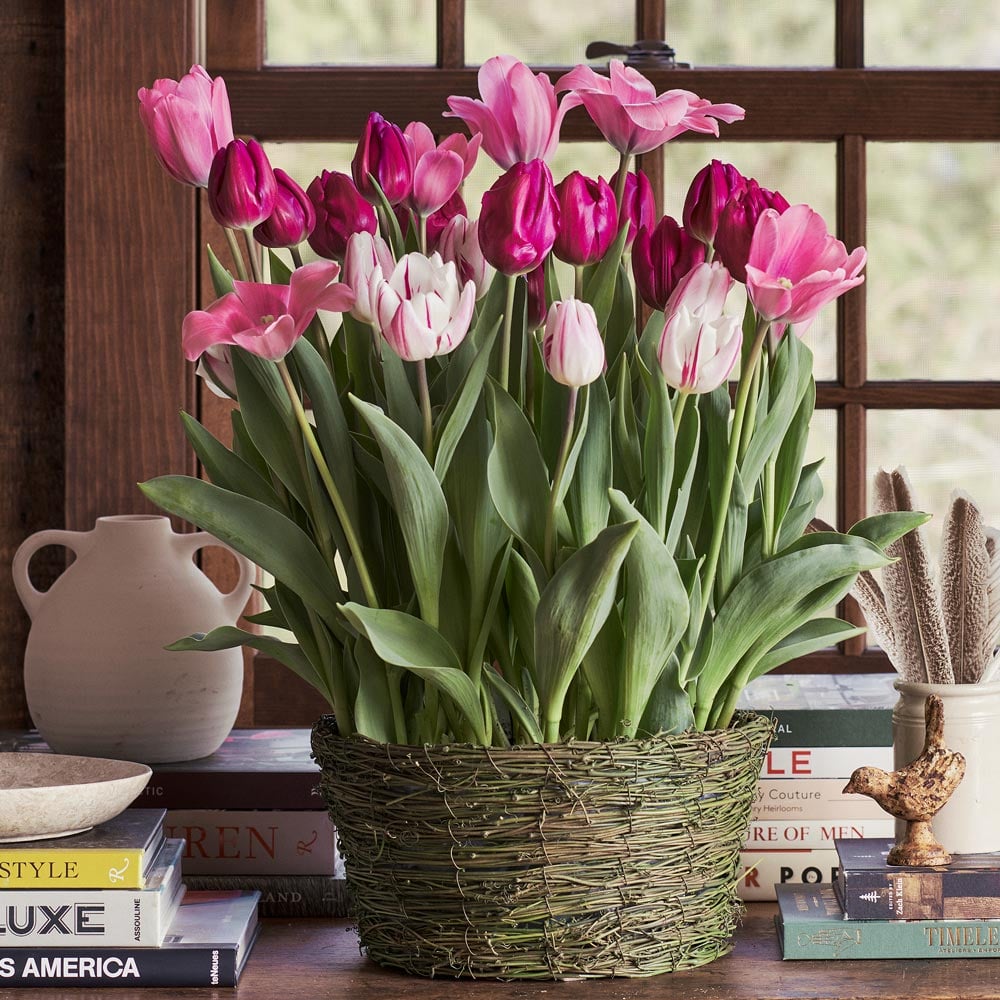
175,533,256,621
12,529,91,620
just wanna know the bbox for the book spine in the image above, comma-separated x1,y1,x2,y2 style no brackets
139,772,320,810
758,709,892,748
165,810,338,875
760,746,893,779
0,947,238,987
0,851,146,890
752,778,888,821
745,818,895,850
837,869,1000,920
738,850,840,901
183,873,349,918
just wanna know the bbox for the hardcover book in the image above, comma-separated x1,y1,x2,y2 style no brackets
738,849,839,902
752,778,889,821
0,890,260,988
745,818,895,851
183,872,348,918
0,839,183,948
760,746,893,779
0,809,165,890
835,838,1000,920
776,882,1000,959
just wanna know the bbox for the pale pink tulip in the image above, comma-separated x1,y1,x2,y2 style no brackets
343,232,396,325
437,216,493,300
445,55,571,169
745,204,866,332
556,61,744,157
182,261,354,362
195,344,237,399
542,299,605,388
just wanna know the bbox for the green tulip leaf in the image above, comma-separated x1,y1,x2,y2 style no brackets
582,223,629,331
483,666,544,744
642,370,674,539
849,510,932,548
749,618,867,680
581,606,624,740
568,376,612,546
207,243,235,297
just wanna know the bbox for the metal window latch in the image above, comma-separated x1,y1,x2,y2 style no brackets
585,40,691,69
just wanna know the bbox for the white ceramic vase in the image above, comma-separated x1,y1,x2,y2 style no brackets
893,679,1000,855
12,515,254,763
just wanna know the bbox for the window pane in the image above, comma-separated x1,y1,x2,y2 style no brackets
466,1,631,67
807,408,838,533
265,0,435,65
665,1,833,66
866,1,1000,67
868,144,1000,380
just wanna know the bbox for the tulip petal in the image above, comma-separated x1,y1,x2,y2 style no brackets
412,148,465,217
181,293,247,360
287,260,342,316
609,60,658,103
233,315,299,361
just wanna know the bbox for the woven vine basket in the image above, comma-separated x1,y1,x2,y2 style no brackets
311,712,772,979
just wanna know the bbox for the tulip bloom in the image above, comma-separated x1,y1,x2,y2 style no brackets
426,190,467,251
479,160,560,277
195,344,237,399
683,160,747,248
404,121,480,218
658,262,742,394
183,261,355,363
137,64,234,188
714,179,790,283
612,168,655,249
372,252,476,361
253,168,315,249
352,112,414,206
542,299,605,388
632,217,705,311
745,204,866,332
306,170,378,260
343,231,396,325
207,139,277,231
445,55,571,169
437,216,493,300
525,262,547,330
556,61,745,157
553,172,618,267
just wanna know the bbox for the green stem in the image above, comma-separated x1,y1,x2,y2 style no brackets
418,215,427,255
613,152,633,218
672,389,690,436
499,273,517,393
544,387,579,574
761,335,779,557
290,245,304,269
416,358,433,462
525,328,538,425
574,265,584,300
242,228,262,282
276,360,380,609
738,354,763,465
387,665,408,744
224,227,249,282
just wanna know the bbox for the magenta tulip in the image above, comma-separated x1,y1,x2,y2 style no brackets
207,139,277,231
253,169,315,249
426,190,467,251
556,61,745,157
352,112,414,206
542,299,605,388
343,231,396,326
478,160,560,277
437,216,493,300
632,217,706,311
714,179,790,283
182,261,355,362
683,160,747,248
306,170,377,261
612,168,655,249
137,64,234,188
553,172,618,267
445,55,571,169
745,204,866,333
525,263,547,330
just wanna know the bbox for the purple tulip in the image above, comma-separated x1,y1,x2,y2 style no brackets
525,263,547,330
682,160,747,248
306,170,378,261
553,172,618,267
632,216,706,311
207,139,277,230
478,160,560,277
611,168,655,249
352,112,414,207
253,168,316,249
714,178,790,283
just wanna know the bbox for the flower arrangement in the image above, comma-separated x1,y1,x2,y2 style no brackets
137,58,921,745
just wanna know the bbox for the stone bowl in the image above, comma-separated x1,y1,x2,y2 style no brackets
0,752,151,842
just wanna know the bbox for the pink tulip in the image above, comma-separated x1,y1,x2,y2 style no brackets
182,261,354,362
612,168,655,249
556,61,745,157
352,112,413,207
445,55,571,169
479,160,560,277
525,263,547,330
683,160,747,248
253,168,316,249
437,216,493,300
745,204,866,332
714,179,789,283
306,170,378,261
426,190,467,251
137,64,234,188
553,172,618,267
343,231,396,325
403,121,480,219
542,299,605,388
207,139,277,231
658,261,742,394
632,217,705,311
373,253,476,361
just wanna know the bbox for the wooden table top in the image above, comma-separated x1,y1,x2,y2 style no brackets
2,904,998,999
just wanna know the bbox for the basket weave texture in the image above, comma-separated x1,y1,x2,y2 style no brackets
311,712,773,979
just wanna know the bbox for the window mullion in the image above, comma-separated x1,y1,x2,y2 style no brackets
835,0,864,69
437,0,465,68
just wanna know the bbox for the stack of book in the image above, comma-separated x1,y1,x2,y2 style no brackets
0,808,259,986
777,838,1000,959
736,673,897,901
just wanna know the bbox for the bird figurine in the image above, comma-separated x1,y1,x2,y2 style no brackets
843,694,966,866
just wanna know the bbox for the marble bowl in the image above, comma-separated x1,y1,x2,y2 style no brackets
0,752,151,841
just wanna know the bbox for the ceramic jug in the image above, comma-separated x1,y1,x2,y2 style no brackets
12,515,254,763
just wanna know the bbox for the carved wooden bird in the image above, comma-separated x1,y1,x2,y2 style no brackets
844,694,965,866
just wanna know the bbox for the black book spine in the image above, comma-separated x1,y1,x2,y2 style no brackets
184,874,349,918
137,772,320,810
838,869,1000,920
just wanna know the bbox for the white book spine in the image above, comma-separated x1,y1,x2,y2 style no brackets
760,746,893,779
737,849,841,902
752,778,889,820
745,818,895,849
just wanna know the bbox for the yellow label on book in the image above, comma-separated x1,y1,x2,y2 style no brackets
0,851,146,889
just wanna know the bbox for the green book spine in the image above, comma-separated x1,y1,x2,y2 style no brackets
757,709,892,748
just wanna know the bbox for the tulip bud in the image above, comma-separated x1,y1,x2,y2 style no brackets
438,216,493,300
714,179,790,283
553,172,618,267
352,112,414,207
207,139,277,230
479,160,560,277
427,190,467,251
542,299,605,388
525,263,547,330
611,168,655,249
632,216,705,311
253,168,316,249
343,231,396,325
682,160,747,248
306,170,378,261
